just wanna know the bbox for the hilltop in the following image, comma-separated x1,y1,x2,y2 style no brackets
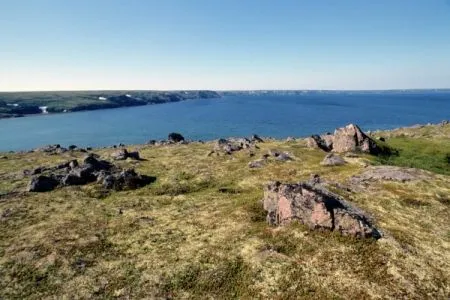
0,123,449,299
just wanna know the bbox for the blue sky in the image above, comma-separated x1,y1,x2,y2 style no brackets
1,0,450,91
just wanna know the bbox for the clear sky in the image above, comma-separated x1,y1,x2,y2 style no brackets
1,0,450,91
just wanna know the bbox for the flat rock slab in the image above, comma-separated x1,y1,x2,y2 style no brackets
351,166,431,183
263,181,382,239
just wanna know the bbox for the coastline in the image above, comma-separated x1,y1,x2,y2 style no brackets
0,90,221,120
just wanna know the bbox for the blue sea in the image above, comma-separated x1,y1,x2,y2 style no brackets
0,92,449,152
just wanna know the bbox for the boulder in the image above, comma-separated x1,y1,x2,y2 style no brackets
268,149,281,157
276,152,293,162
31,167,44,175
111,149,140,160
168,132,185,143
27,175,59,192
213,138,245,154
321,134,334,150
61,173,88,186
127,151,140,160
69,165,97,183
69,160,79,169
263,181,381,239
101,169,154,191
248,159,266,169
111,149,129,160
306,124,381,154
268,149,293,161
83,154,113,171
332,124,379,154
68,145,78,150
320,153,346,166
251,134,264,143
305,135,332,152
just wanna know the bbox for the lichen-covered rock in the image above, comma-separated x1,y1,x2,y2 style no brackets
350,166,430,183
320,153,346,166
306,124,381,154
263,181,381,239
332,124,379,154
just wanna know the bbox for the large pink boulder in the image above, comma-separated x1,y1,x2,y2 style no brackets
263,181,381,239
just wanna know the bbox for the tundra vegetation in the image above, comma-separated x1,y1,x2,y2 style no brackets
0,123,449,299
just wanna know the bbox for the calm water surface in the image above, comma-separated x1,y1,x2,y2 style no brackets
0,93,449,151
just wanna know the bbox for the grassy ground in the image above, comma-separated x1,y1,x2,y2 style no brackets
0,126,449,299
373,123,450,175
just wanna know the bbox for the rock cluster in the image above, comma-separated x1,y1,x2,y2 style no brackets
111,148,140,160
306,124,381,154
263,181,382,239
27,154,154,192
32,144,89,155
248,149,294,168
211,136,263,155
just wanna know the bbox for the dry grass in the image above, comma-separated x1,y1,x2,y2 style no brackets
0,130,449,299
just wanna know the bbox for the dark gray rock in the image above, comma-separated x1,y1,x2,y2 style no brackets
127,151,140,160
70,166,97,183
251,134,264,143
27,175,59,192
83,154,112,171
61,173,88,186
31,167,44,175
168,132,185,143
101,169,155,191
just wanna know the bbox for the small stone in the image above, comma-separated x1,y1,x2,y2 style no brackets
248,159,265,168
321,153,346,166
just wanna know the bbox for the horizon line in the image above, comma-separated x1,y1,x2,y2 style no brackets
1,88,450,93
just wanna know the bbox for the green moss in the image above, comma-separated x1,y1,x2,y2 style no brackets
373,137,450,175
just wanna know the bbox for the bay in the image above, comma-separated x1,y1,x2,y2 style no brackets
0,92,449,151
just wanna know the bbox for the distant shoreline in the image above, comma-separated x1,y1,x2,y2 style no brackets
0,90,220,120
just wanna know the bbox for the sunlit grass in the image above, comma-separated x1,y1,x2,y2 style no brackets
0,126,449,298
